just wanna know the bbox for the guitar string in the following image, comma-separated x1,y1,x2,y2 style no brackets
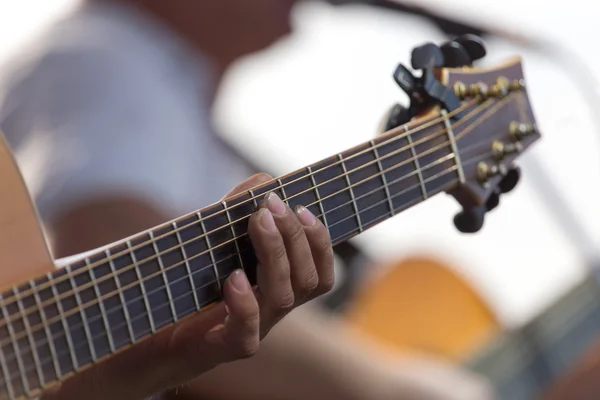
0,98,515,375
1,152,467,368
0,97,485,310
0,149,498,387
0,97,506,332
0,95,514,348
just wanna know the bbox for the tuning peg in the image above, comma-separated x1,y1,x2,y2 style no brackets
453,205,486,233
411,42,445,70
454,34,486,62
499,166,521,193
378,103,412,134
393,64,417,95
440,41,472,67
485,189,501,211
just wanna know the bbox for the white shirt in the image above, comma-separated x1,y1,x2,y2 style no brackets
0,1,251,233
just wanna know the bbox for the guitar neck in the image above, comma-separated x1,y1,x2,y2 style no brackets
0,113,460,399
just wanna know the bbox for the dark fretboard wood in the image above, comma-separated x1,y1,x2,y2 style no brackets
0,114,461,399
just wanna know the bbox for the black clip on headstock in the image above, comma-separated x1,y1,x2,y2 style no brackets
381,35,521,234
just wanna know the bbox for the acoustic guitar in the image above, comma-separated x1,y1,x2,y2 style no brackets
345,256,600,400
0,35,540,399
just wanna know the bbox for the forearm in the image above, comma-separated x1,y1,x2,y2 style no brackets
176,304,356,400
177,303,494,400
178,304,407,400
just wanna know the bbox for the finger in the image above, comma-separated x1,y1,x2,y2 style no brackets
295,205,335,296
247,205,294,330
222,173,273,200
204,270,260,361
263,192,317,304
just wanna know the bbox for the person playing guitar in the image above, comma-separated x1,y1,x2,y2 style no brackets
0,0,523,399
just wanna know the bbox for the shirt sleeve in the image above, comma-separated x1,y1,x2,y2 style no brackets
1,45,222,225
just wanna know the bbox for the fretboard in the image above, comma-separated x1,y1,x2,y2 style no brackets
0,115,460,399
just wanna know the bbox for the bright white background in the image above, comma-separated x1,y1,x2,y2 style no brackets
1,0,599,328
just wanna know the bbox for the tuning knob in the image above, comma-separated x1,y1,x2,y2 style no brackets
485,189,501,211
378,103,412,134
454,34,487,62
411,43,445,70
454,205,486,233
440,41,472,67
499,166,521,193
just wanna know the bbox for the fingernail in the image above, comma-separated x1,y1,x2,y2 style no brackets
265,192,286,215
295,206,316,226
259,208,277,232
230,270,250,293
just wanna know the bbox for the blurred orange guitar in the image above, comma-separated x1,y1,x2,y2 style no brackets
344,256,600,400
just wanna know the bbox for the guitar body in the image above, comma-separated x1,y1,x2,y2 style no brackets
344,256,499,362
0,134,55,291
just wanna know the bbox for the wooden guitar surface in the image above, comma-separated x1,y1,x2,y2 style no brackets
343,256,499,362
0,134,55,290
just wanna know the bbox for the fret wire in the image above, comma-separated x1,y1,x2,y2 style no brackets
172,222,201,311
67,266,96,364
441,109,465,184
3,171,460,378
248,189,259,211
0,107,496,354
126,241,156,335
148,232,178,323
223,201,245,274
0,102,482,332
330,178,457,244
307,166,328,227
0,141,466,354
104,250,135,344
338,154,363,233
47,273,78,373
277,178,287,202
12,287,44,388
0,101,482,327
405,126,428,200
0,294,18,399
87,259,116,352
198,212,222,294
370,140,395,217
29,280,61,382
10,144,460,354
0,332,14,400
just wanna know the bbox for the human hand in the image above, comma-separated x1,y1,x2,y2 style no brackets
41,173,334,400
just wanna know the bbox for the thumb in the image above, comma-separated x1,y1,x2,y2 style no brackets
222,173,273,200
205,270,260,361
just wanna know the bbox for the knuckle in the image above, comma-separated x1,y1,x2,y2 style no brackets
242,307,261,329
317,250,335,294
318,235,334,260
273,290,296,313
302,269,319,294
318,273,335,294
233,337,260,359
269,243,288,264
288,223,306,245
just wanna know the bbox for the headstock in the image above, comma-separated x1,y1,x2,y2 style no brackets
381,35,540,233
